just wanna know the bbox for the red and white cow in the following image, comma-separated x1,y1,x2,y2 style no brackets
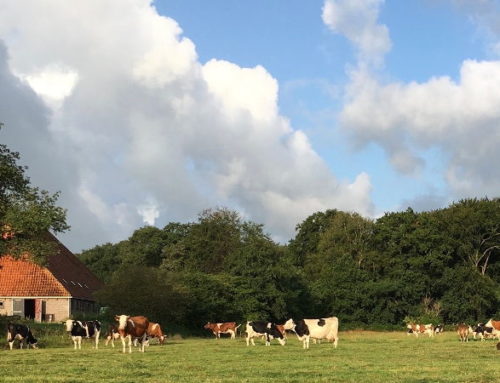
284,317,339,349
204,322,240,339
406,323,434,338
115,315,149,353
457,323,472,342
485,319,500,340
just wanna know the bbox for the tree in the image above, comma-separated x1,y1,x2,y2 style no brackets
0,124,69,263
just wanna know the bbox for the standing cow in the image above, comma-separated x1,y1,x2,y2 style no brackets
115,315,149,353
64,319,101,350
245,321,286,346
485,319,500,340
7,323,38,350
406,323,434,338
284,317,339,349
457,323,472,342
204,322,240,339
104,324,120,347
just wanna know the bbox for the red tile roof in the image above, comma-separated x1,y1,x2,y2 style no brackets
0,233,103,300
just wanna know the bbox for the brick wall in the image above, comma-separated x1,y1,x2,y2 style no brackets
45,298,71,321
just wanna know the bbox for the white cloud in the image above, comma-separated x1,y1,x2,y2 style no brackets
340,59,500,197
322,0,391,67
0,0,374,250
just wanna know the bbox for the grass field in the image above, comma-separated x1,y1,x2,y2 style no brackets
1,331,499,383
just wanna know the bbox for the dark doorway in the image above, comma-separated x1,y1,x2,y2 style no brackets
24,299,35,319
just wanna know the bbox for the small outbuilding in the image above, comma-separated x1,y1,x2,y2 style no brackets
0,233,103,321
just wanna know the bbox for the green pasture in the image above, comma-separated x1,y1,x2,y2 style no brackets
1,331,499,383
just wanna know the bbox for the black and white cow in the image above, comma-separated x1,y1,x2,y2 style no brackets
64,319,101,349
284,317,339,349
7,323,38,350
245,321,286,346
104,324,120,347
473,323,494,341
434,324,444,335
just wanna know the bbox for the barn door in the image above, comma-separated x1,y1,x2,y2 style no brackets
12,299,24,317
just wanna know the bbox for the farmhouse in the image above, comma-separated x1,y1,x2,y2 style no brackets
0,233,103,321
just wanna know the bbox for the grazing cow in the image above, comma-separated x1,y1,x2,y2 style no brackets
406,323,434,338
245,321,286,346
434,324,444,335
147,322,166,345
204,322,240,339
457,323,472,342
104,324,120,347
134,321,166,347
115,315,149,353
485,319,500,339
7,323,38,350
64,319,101,350
284,317,339,349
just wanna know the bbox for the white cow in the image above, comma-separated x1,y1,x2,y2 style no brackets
284,317,339,349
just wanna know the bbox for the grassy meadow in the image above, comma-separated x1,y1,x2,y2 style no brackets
1,330,499,383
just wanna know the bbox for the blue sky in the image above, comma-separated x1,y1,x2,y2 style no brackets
1,0,499,250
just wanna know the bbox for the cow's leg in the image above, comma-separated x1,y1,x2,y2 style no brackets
229,330,235,339
265,334,270,346
128,334,132,353
78,336,82,350
120,335,127,353
95,331,100,349
141,333,147,352
8,341,14,350
251,337,256,346
304,335,310,349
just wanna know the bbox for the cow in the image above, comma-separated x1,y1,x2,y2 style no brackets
133,321,166,347
434,324,444,335
245,321,286,346
204,322,240,339
485,319,500,340
64,319,101,350
104,324,120,347
115,315,149,353
7,323,38,350
406,323,434,338
457,323,472,342
284,317,339,349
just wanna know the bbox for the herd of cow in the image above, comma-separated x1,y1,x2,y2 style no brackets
6,315,500,352
406,319,500,345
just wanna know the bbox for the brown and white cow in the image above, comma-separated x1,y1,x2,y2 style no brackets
147,322,166,345
204,322,240,339
457,323,472,342
406,323,434,338
115,315,149,353
485,319,500,340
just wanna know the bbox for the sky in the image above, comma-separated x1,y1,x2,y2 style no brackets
1,0,499,252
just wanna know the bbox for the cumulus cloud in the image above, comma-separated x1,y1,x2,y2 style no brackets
341,59,500,198
321,0,500,206
0,0,374,250
322,0,391,67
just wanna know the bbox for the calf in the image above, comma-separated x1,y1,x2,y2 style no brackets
7,323,38,350
457,323,471,342
65,319,101,350
204,322,240,339
284,317,339,349
147,322,166,345
245,321,285,346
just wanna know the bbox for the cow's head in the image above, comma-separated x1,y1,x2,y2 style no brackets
203,322,213,329
64,319,75,332
115,315,129,330
283,319,296,331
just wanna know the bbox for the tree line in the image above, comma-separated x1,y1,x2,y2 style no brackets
1,125,498,331
79,200,500,331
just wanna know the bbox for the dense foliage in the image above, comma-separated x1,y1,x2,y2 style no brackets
0,124,69,263
80,200,500,331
